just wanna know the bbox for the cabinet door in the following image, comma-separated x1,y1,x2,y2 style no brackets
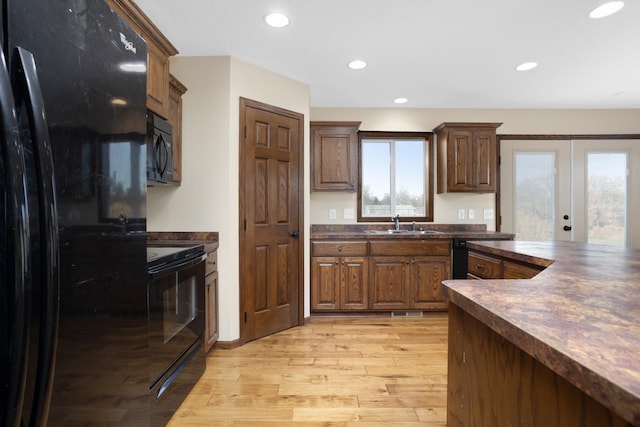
410,256,450,310
472,130,496,192
341,257,368,310
205,270,218,352
369,257,410,310
311,257,340,310
146,42,171,118
311,124,359,191
168,75,187,184
435,122,501,193
449,130,474,191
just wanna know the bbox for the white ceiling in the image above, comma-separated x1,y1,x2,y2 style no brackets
134,0,640,109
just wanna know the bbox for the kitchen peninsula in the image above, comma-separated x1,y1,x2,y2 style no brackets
442,241,640,427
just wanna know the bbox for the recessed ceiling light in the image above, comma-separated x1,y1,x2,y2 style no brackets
589,1,624,18
348,60,367,70
394,97,408,104
515,62,538,71
265,13,289,28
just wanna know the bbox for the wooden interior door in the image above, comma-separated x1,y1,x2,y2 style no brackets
239,98,304,344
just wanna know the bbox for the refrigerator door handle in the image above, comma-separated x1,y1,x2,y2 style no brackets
0,50,31,427
12,46,60,427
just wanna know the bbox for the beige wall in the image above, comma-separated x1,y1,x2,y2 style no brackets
148,55,640,342
147,56,310,342
310,108,640,228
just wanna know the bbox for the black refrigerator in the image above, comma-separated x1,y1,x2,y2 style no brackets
1,0,149,426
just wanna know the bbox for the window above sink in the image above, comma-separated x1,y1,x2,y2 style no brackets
358,131,434,223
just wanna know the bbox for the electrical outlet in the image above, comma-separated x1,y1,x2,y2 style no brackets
483,208,494,220
329,209,337,220
458,208,465,219
343,208,355,219
468,209,475,220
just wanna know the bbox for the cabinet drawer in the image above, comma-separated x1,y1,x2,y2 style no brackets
503,260,542,279
468,251,502,279
312,241,368,257
206,251,217,275
369,240,450,256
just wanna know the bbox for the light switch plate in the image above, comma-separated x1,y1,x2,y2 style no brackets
484,208,494,220
343,208,355,219
458,208,465,219
329,209,337,220
468,209,475,220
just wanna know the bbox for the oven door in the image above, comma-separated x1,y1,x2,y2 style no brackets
148,254,205,385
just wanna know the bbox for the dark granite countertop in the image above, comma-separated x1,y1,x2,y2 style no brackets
311,224,514,240
442,240,640,426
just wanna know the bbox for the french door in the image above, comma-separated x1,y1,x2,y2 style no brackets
501,139,640,249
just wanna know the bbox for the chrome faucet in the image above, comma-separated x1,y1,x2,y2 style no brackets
392,214,400,231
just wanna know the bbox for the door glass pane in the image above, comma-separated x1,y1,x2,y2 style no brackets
514,152,556,241
587,152,627,246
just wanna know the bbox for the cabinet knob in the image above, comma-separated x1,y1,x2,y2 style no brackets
338,246,343,252
477,263,485,269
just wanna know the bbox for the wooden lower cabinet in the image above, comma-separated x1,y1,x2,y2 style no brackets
311,239,451,312
448,304,627,427
370,256,450,310
410,256,451,310
204,250,218,352
311,257,368,310
467,251,502,279
468,249,544,280
369,257,410,310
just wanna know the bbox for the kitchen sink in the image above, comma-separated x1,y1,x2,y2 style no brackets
365,229,443,235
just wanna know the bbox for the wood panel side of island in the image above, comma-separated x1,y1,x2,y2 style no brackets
447,303,631,427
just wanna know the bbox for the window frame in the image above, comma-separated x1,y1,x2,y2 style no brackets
357,131,434,223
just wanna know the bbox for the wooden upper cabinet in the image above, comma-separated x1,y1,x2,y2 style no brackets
434,122,502,193
105,0,178,119
168,74,187,184
311,121,361,191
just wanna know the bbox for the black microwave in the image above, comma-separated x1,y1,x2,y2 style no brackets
147,111,174,186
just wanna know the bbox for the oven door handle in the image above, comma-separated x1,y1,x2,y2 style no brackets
148,253,207,278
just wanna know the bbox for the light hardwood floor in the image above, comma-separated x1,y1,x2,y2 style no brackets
168,313,448,426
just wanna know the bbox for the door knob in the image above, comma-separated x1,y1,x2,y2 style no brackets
290,230,299,238
563,225,572,231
